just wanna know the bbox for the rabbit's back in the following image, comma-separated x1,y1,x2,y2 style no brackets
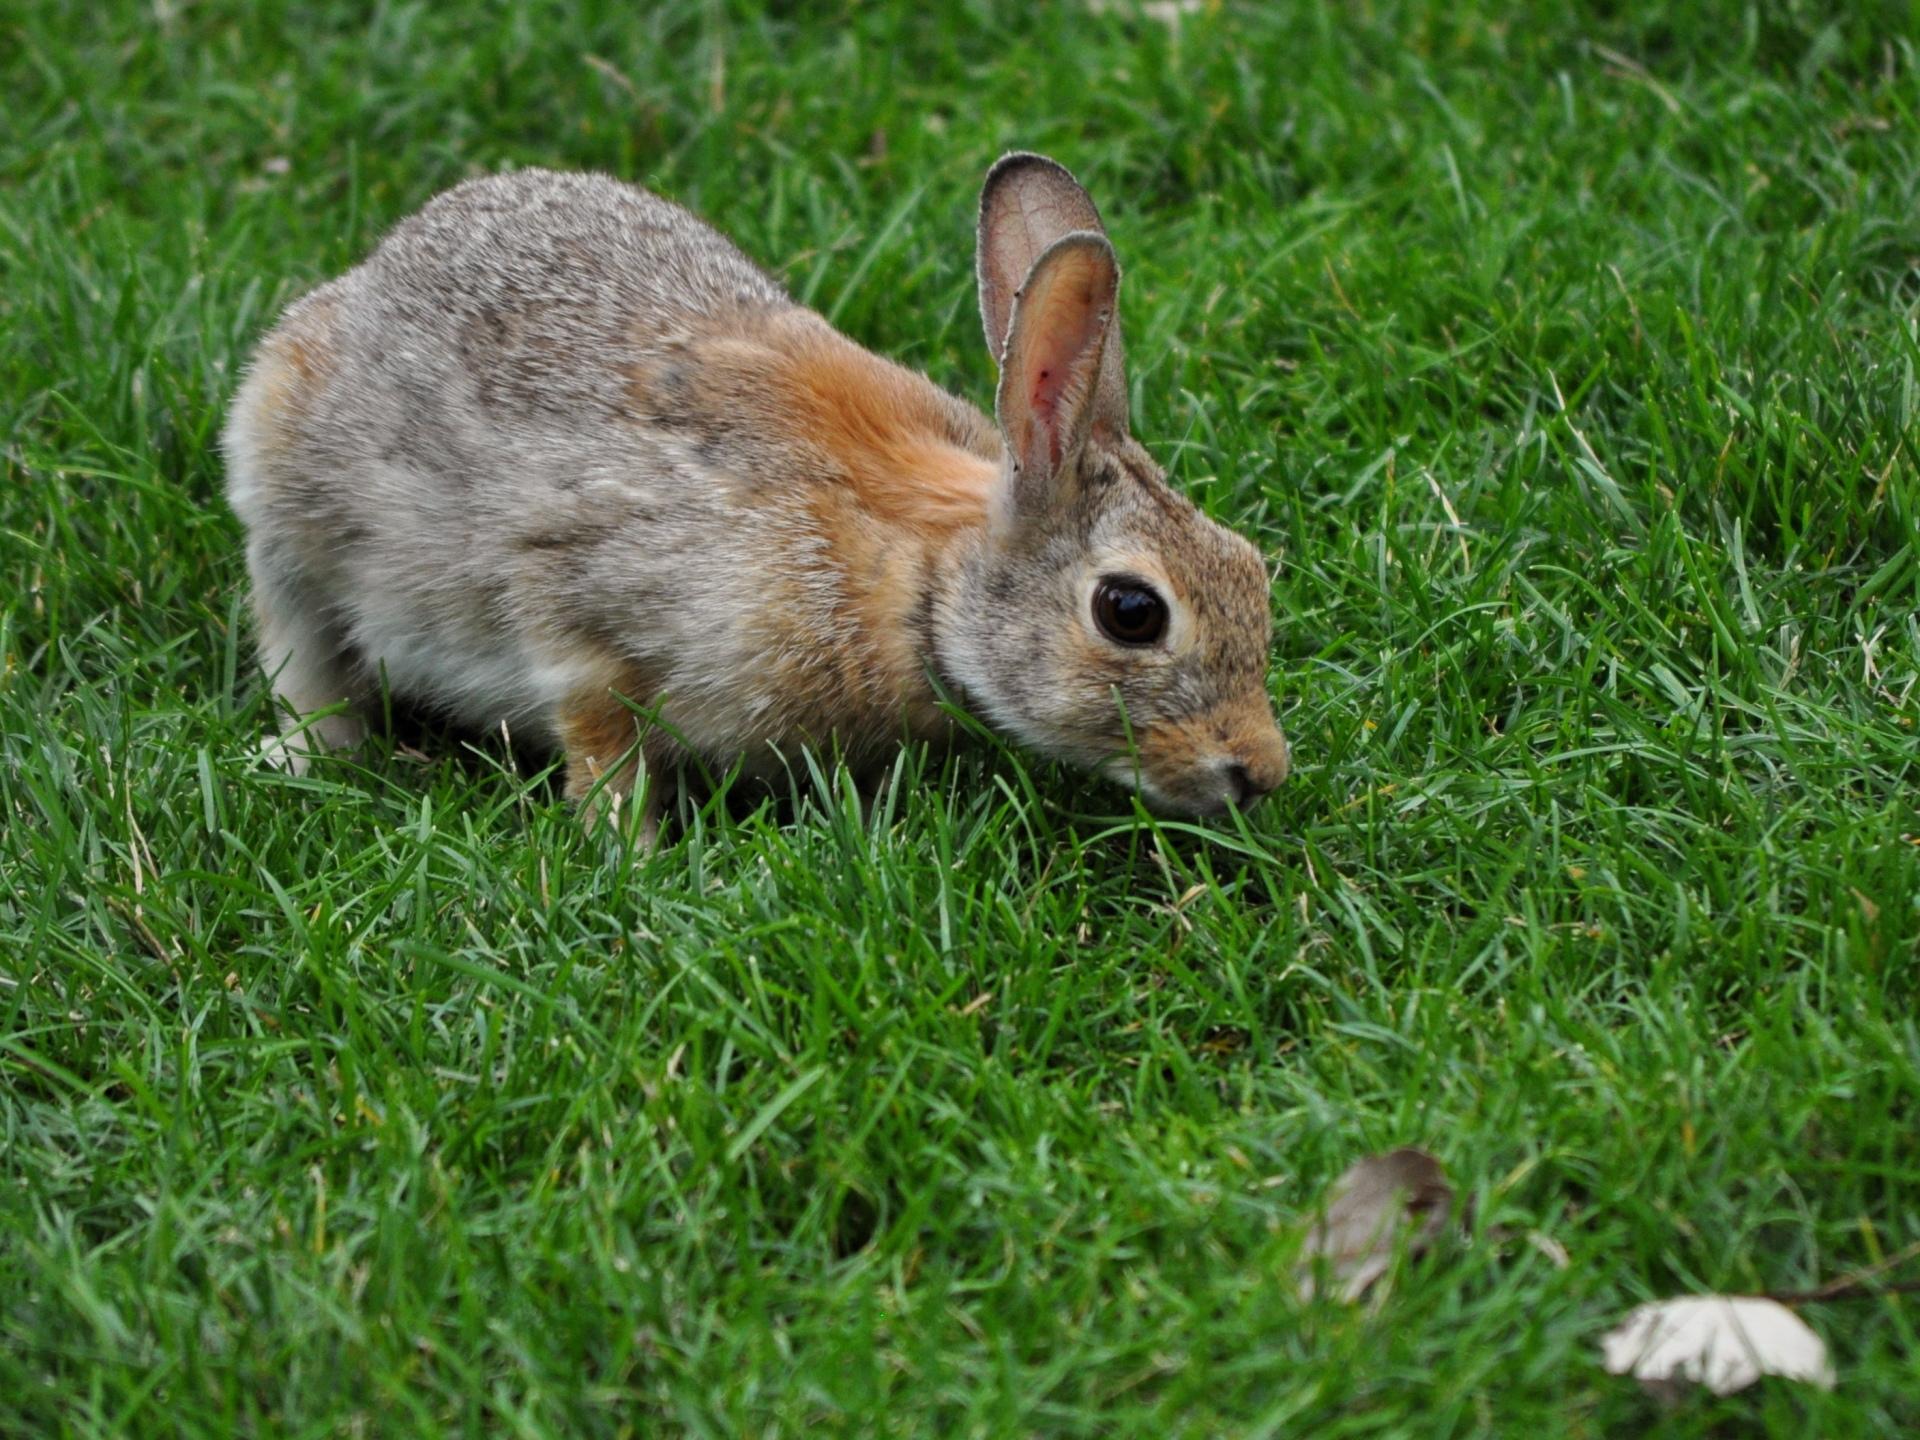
259,169,789,447
231,168,796,527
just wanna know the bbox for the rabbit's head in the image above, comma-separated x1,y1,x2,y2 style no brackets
934,154,1290,817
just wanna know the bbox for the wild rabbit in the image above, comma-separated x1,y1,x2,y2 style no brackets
224,154,1289,839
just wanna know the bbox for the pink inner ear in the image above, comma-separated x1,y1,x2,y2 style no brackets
1029,368,1072,469
1023,266,1110,468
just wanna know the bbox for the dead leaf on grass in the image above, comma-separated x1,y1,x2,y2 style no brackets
1296,1146,1454,1302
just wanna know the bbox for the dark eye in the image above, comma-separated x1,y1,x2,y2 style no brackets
1093,578,1168,646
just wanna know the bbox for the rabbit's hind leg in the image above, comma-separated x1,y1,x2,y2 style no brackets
250,574,370,775
557,678,668,848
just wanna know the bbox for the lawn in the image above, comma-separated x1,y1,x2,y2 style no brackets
3,1,1918,1434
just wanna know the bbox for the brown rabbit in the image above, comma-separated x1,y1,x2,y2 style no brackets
223,154,1289,839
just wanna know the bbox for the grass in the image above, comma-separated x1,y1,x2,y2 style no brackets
3,0,1918,1433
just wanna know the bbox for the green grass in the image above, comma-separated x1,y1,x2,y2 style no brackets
3,1,1919,1433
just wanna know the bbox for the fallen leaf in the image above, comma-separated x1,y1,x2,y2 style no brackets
1600,1296,1836,1397
1296,1147,1453,1302
1086,0,1205,22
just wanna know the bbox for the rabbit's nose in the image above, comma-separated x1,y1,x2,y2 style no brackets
1223,762,1261,806
1221,730,1289,807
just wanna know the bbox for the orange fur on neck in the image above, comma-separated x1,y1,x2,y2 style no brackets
758,320,996,732
623,309,999,746
761,318,1000,535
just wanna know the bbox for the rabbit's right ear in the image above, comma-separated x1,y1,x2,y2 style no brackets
993,231,1119,517
977,153,1130,439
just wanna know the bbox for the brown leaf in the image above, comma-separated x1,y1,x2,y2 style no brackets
1296,1147,1453,1302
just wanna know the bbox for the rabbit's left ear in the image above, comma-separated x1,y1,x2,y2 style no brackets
977,153,1129,440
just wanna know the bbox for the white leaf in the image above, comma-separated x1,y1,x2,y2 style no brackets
1085,0,1205,22
1600,1296,1836,1397
1296,1147,1453,1302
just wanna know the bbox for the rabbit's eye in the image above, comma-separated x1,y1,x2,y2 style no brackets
1093,578,1168,646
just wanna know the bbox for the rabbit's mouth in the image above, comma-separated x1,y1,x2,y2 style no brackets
1102,749,1288,818
1099,705,1291,817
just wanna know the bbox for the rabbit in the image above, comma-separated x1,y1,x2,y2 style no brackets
222,153,1290,840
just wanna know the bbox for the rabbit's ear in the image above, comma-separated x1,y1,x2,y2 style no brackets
977,153,1128,438
994,231,1119,514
